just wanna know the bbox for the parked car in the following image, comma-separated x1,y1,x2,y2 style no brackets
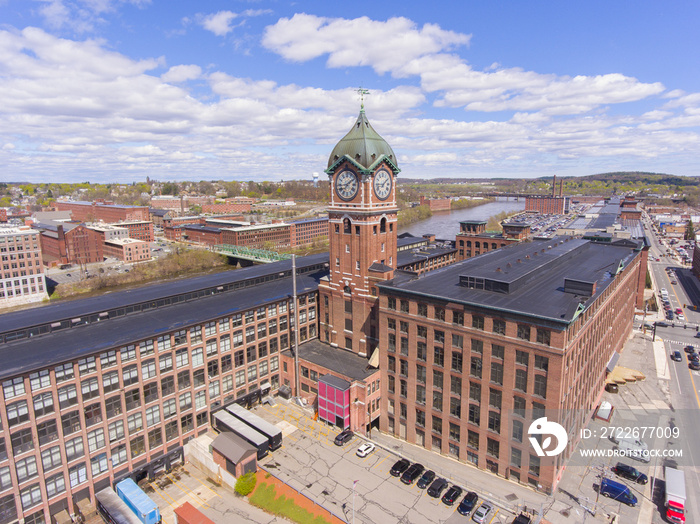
599,478,638,506
684,345,695,353
656,321,669,327
605,382,619,393
611,462,648,485
512,514,533,524
472,502,494,523
356,442,375,457
690,360,700,371
688,353,699,362
678,314,685,321
389,458,410,477
334,429,354,446
676,308,683,315
441,485,462,506
671,351,683,362
416,470,435,489
457,491,479,515
694,332,700,338
400,463,424,485
427,477,448,498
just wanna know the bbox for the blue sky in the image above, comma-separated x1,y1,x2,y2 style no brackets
1,0,699,183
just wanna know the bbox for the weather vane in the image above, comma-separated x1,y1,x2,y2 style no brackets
357,87,370,109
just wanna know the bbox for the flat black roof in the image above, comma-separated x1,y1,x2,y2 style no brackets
0,253,329,336
0,269,325,381
283,339,377,382
380,237,641,326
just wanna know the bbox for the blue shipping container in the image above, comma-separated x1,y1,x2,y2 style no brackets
115,479,161,524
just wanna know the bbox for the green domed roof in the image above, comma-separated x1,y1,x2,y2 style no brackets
327,109,398,172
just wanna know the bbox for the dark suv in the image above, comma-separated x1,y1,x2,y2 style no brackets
333,429,354,446
457,491,478,515
400,463,424,485
441,485,462,506
416,470,435,489
389,458,410,477
611,462,648,484
427,477,448,498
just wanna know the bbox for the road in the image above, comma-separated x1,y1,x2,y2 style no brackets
643,215,700,523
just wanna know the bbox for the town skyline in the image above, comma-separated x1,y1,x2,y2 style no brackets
1,1,699,183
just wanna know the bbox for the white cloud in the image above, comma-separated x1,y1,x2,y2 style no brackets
262,14,470,75
35,0,150,32
200,11,238,36
161,65,202,83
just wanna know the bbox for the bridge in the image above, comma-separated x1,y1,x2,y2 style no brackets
212,244,292,264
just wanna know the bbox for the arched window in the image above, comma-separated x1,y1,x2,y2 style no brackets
466,241,472,247
475,242,480,248
380,218,387,233
343,218,351,234
492,243,498,250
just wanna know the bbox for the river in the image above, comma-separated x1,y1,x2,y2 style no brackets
399,199,526,238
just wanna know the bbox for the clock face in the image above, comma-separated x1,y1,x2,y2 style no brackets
335,170,359,201
373,170,392,200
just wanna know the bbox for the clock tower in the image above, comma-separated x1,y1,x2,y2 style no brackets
319,107,400,357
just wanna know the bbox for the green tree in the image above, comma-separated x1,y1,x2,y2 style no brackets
685,220,695,240
235,472,257,496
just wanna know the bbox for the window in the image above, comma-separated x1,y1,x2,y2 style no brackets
486,438,499,458
3,377,25,399
416,384,426,404
416,364,426,383
87,428,105,452
512,420,524,443
515,369,528,392
468,404,480,425
78,356,96,375
11,428,33,455
207,360,219,378
451,352,462,372
165,420,179,442
247,365,257,382
41,445,62,472
449,397,461,418
432,390,443,411
387,375,395,394
159,353,173,373
451,334,463,349
161,376,176,396
417,303,427,317
400,337,408,355
130,436,146,458
449,422,460,442
177,370,191,390
434,307,445,321
120,345,137,362
127,412,143,433
163,398,177,419
535,355,549,371
487,387,502,409
141,339,155,356
193,369,205,388
534,375,547,398
434,347,444,367
91,453,109,477
85,403,102,427
81,377,99,401
179,392,192,411
450,375,462,396
490,362,503,385
433,369,443,390
146,406,161,427
417,341,427,361
453,311,464,325
20,484,42,510
400,300,409,313
515,350,529,366
488,411,501,433
122,365,138,387
536,329,551,346
416,410,425,427
16,456,38,482
148,427,163,449
529,454,540,477
432,416,442,435
108,420,124,442
29,370,51,391
511,447,522,468
492,319,506,335
61,410,81,436
470,357,482,378
492,344,504,360
469,382,481,402
65,436,84,461
125,388,141,411
471,338,483,354
100,350,117,369
7,400,29,427
54,363,74,382
33,392,54,418
517,325,531,340
472,316,484,330
513,396,526,418
37,419,58,445
181,414,194,433
103,371,120,393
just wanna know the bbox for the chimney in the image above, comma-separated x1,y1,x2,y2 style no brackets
560,180,563,197
552,174,557,197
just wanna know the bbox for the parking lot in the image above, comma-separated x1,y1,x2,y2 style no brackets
255,402,514,524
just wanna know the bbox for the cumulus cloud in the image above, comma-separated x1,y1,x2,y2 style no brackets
262,14,470,76
35,0,150,32
161,64,202,83
199,9,271,37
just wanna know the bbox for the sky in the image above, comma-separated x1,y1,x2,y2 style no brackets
1,1,699,184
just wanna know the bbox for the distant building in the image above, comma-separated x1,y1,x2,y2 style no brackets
55,200,149,223
103,238,151,263
36,222,103,267
201,202,252,214
455,220,531,261
419,195,451,211
111,220,155,243
525,175,568,214
0,225,47,307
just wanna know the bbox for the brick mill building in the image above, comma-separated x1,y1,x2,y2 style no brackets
456,220,531,261
0,109,647,522
55,201,149,223
0,226,48,307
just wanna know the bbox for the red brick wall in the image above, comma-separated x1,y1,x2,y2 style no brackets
202,203,252,214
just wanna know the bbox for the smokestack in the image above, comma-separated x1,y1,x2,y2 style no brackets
560,180,563,197
552,174,556,197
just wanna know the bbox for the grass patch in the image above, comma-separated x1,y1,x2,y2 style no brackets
250,482,332,524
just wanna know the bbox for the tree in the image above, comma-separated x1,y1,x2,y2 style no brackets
685,220,695,241
235,472,257,496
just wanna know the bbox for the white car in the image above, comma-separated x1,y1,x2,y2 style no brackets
472,502,493,523
356,442,376,457
678,314,685,322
